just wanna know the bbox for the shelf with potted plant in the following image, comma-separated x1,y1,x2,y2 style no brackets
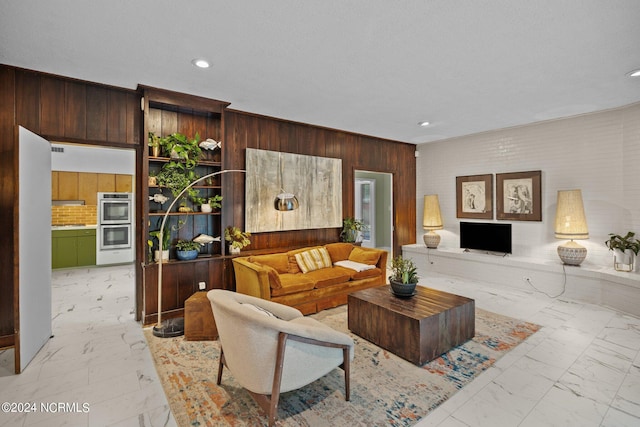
140,86,230,326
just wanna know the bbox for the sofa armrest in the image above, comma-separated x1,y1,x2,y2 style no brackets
376,249,387,280
232,258,272,300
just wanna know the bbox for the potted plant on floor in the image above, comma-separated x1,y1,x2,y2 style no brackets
389,255,419,297
225,226,251,254
605,231,640,272
340,217,365,244
175,239,203,261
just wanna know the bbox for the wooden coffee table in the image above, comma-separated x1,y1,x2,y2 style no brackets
348,285,475,365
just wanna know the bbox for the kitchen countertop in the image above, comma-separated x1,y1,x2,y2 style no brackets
51,224,98,230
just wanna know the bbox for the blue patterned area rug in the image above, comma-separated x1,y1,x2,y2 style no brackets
145,305,540,426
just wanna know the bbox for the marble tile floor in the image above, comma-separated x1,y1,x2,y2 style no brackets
0,264,176,427
1,265,639,426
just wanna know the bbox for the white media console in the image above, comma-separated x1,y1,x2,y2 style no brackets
403,244,640,317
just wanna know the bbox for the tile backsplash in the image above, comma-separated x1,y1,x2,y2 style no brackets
51,205,97,225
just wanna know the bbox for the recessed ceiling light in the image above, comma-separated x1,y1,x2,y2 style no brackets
418,121,430,127
627,69,640,77
192,59,210,69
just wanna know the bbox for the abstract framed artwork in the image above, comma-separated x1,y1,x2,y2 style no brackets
496,170,542,221
245,148,343,232
456,174,493,219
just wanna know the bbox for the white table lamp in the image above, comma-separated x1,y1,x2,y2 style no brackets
423,194,443,249
554,189,588,266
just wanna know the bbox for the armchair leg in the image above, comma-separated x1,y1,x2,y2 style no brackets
343,347,350,401
217,347,225,385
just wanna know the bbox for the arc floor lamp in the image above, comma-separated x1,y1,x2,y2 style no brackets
153,169,299,338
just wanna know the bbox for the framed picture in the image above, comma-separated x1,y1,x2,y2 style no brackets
456,174,493,219
496,170,542,221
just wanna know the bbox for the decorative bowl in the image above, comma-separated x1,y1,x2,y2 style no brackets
176,249,199,261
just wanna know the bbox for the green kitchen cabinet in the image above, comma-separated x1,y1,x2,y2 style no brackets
52,229,96,269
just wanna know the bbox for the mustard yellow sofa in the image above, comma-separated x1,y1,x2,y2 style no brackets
232,243,387,315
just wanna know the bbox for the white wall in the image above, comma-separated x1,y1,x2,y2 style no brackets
416,102,640,268
51,142,135,175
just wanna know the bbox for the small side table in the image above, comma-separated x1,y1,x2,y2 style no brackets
184,291,218,341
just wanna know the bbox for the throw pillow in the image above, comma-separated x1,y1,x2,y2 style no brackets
295,247,333,273
324,242,355,262
255,262,282,290
348,246,381,265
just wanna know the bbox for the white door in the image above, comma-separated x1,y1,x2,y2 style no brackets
17,126,52,373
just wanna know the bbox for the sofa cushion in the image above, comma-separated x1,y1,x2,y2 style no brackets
248,253,289,274
295,247,333,273
271,273,316,297
287,246,322,274
254,262,282,290
324,243,354,262
349,246,381,265
350,267,382,280
333,265,382,280
304,268,352,289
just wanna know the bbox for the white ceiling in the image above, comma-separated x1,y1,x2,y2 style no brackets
1,1,639,144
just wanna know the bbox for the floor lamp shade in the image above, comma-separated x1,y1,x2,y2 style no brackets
554,189,589,265
423,194,443,248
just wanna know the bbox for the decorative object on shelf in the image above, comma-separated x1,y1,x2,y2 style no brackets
456,174,493,219
605,231,639,272
554,189,589,266
497,170,542,221
148,132,162,157
175,239,203,261
194,194,223,213
199,138,221,151
423,194,443,249
193,234,220,245
149,192,169,206
148,173,157,186
225,226,251,254
389,255,419,297
340,217,365,243
149,225,171,263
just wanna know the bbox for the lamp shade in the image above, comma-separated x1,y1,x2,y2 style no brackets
554,189,588,240
423,195,443,230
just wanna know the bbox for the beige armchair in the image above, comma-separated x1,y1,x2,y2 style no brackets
207,289,354,426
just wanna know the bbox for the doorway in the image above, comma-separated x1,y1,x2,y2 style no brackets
354,171,393,253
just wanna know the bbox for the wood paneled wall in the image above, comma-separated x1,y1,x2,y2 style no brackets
0,64,142,346
1,63,416,340
223,111,416,255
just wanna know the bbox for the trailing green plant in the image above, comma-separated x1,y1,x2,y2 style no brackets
175,239,203,252
605,232,640,256
156,161,199,198
162,132,202,168
225,226,251,250
340,217,365,243
389,255,419,284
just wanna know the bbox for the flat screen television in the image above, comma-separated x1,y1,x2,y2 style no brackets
460,222,512,254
